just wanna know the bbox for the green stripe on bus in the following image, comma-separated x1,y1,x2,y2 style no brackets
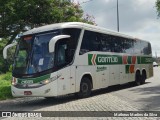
137,56,141,64
17,74,50,84
125,65,130,74
88,54,152,65
88,54,93,65
141,57,153,64
88,54,122,65
95,54,122,65
128,56,132,64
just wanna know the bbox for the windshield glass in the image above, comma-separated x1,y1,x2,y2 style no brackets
13,30,60,75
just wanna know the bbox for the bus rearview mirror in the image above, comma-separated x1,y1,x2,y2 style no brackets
3,42,17,59
49,35,70,53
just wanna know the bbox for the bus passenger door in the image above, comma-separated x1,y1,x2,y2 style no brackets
56,66,76,95
57,67,71,95
70,66,76,93
55,39,73,95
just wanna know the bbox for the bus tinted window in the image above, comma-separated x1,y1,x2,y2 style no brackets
113,36,123,53
100,34,115,52
141,41,152,55
123,39,134,54
80,30,101,54
80,30,151,55
133,40,142,55
62,28,81,63
147,43,152,55
100,34,112,52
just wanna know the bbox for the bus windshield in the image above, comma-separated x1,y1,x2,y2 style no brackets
13,30,60,75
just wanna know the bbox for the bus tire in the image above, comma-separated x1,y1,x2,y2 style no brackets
45,97,55,100
135,71,141,86
77,77,92,98
141,71,146,84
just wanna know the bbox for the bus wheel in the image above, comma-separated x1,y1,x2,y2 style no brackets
135,71,141,86
141,72,146,84
77,77,92,98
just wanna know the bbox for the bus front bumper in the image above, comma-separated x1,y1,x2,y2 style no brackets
11,81,57,97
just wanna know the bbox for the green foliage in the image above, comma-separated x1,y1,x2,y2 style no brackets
0,0,95,39
0,72,13,100
0,38,15,73
156,0,160,17
0,38,8,73
3,72,12,81
0,0,95,73
0,86,12,100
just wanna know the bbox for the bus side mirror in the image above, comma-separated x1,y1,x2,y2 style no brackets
3,42,17,59
49,35,70,53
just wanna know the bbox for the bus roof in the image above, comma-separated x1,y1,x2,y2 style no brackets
23,22,147,42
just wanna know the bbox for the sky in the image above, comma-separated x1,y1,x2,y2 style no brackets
73,0,160,57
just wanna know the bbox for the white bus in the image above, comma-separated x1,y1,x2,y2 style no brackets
3,22,153,98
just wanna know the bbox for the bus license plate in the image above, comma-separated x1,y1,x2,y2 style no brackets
24,91,32,95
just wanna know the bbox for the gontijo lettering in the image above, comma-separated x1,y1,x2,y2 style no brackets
98,56,118,63
88,54,122,65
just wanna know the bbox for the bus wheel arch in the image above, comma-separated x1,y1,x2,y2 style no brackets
135,70,141,86
77,74,93,98
141,69,147,84
81,74,93,89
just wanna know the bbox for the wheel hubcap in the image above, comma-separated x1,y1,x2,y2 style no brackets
82,83,88,93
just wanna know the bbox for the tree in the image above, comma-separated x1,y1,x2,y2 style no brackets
0,0,95,43
0,0,95,73
0,38,15,73
156,0,160,17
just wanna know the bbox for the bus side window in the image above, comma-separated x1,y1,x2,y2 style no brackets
133,40,141,55
113,36,123,53
147,43,152,55
80,30,101,55
55,39,68,66
108,35,116,52
141,41,151,55
62,28,81,63
123,39,134,54
100,34,111,52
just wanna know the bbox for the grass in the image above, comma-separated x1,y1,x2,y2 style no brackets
0,72,13,100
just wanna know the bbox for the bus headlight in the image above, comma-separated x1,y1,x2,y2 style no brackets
40,77,57,85
41,79,50,85
12,77,17,86
12,76,58,88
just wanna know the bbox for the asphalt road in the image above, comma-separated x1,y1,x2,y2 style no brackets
0,67,160,119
